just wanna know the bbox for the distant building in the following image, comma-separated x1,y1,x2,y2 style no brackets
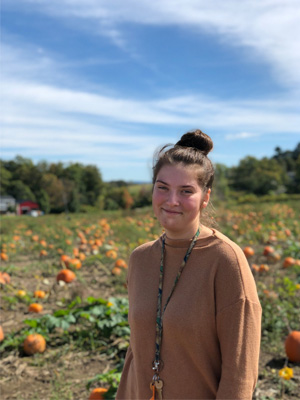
16,200,40,216
0,195,16,214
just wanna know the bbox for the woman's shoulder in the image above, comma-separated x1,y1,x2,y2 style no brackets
210,228,246,261
210,229,260,304
130,236,162,260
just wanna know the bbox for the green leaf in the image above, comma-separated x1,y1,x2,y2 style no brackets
24,319,38,328
54,309,71,317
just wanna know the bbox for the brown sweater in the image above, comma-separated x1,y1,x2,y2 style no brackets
116,229,262,400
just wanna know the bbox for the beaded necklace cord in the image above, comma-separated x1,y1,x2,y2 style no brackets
150,227,200,393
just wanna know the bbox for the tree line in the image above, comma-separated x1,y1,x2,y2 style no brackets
0,142,299,213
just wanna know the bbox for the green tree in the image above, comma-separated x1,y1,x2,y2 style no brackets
229,156,286,195
68,187,80,213
41,173,65,211
82,165,103,205
294,155,300,193
36,189,51,214
213,163,230,201
133,186,152,208
8,180,36,201
0,163,12,195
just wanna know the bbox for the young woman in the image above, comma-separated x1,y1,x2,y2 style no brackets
116,130,262,400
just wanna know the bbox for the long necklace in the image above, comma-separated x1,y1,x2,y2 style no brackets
150,228,200,400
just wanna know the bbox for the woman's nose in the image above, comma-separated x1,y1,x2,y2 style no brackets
166,191,180,206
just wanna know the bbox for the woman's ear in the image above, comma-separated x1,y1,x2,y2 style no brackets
201,188,211,209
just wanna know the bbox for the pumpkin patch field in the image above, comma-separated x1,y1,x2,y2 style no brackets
0,201,299,399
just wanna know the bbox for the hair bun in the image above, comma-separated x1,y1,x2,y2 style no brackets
176,129,213,155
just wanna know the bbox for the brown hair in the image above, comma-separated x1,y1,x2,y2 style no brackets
152,129,215,192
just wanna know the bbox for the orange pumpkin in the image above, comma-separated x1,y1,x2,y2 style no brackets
243,247,255,258
28,303,43,313
263,246,274,256
251,264,260,272
0,272,11,284
67,258,82,269
56,269,76,283
34,290,46,299
259,264,269,272
89,387,108,400
111,266,122,276
0,325,4,342
115,259,128,269
283,257,295,268
60,254,70,265
285,331,300,362
106,250,117,259
39,249,48,257
23,334,46,355
0,252,8,261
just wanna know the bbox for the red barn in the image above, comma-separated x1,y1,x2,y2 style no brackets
16,201,40,216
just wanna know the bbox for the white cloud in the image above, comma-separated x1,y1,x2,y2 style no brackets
5,0,300,87
225,132,260,140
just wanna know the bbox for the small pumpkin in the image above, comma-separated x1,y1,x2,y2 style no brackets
259,264,269,272
115,259,128,269
89,387,108,400
243,247,255,258
111,266,122,276
283,257,295,268
28,303,43,313
0,252,8,261
0,325,4,342
263,246,274,256
56,269,76,283
285,331,300,362
67,258,82,269
0,272,11,285
106,250,118,259
251,264,259,272
23,333,46,355
34,290,46,299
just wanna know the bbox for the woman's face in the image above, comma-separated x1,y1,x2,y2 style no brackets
152,164,210,239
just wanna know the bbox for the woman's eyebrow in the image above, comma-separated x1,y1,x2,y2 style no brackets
156,180,195,189
155,179,169,185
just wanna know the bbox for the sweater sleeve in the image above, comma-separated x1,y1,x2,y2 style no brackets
216,298,262,399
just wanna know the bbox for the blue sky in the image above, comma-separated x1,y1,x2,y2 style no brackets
1,1,300,182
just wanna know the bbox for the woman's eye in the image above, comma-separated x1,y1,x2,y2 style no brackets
158,186,167,190
182,190,192,194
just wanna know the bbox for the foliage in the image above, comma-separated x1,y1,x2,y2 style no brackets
0,296,129,354
1,142,300,214
87,369,122,400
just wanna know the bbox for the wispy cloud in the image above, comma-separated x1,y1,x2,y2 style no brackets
225,132,260,140
5,0,300,88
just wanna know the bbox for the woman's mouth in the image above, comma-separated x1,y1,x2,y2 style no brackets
162,208,182,215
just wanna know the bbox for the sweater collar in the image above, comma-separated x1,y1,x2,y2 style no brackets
162,228,216,248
